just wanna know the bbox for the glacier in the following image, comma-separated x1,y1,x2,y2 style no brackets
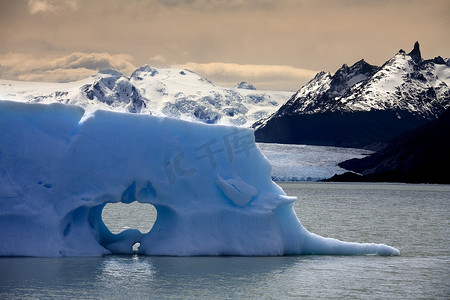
257,143,371,181
0,101,399,257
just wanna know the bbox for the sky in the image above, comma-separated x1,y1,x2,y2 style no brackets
0,0,449,91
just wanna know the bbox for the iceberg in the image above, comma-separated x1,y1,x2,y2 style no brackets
0,101,399,257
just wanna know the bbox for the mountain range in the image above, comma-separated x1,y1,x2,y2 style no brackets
253,42,450,149
1,42,448,151
0,66,291,127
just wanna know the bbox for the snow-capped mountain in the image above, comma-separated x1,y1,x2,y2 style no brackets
254,42,450,148
274,59,380,117
0,66,291,127
82,69,146,113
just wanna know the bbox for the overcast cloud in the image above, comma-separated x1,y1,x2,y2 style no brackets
0,0,448,90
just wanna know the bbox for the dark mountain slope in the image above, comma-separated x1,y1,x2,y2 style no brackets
333,108,450,183
253,110,428,148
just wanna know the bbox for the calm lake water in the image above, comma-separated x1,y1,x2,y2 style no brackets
1,182,449,299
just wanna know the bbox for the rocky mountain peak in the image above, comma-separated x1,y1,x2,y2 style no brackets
333,60,378,79
352,59,378,73
253,43,450,148
131,65,159,80
234,81,256,90
408,41,422,63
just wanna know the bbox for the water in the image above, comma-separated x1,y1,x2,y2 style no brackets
102,201,158,234
1,182,449,299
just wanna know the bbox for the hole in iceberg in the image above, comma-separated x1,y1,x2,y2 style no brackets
101,202,157,234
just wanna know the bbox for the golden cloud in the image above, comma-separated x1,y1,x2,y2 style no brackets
27,0,77,15
0,52,136,82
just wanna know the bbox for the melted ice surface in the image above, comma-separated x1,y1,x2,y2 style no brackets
0,101,399,257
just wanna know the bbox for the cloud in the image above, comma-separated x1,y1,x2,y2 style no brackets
0,51,315,90
16,68,96,82
149,55,166,63
156,0,278,10
28,0,57,14
0,52,136,82
177,62,318,91
27,0,77,15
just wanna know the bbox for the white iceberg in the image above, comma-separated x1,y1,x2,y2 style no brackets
0,101,399,257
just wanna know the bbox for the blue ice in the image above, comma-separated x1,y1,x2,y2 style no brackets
0,101,399,257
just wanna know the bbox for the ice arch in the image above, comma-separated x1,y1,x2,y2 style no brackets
101,201,157,253
0,101,399,257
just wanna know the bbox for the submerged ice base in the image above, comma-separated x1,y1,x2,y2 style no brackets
0,101,399,257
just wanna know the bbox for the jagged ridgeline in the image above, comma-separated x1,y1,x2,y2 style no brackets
253,42,450,149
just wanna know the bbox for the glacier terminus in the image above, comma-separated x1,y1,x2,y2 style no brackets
0,101,399,257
